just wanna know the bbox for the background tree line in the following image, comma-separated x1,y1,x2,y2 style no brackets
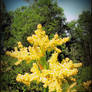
1,0,91,65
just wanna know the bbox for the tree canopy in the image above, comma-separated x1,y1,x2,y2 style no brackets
4,0,66,49
67,11,92,65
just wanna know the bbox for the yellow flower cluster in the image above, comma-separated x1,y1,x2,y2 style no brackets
83,80,92,89
6,24,69,65
27,24,69,53
16,52,82,92
16,73,31,86
6,44,44,65
6,24,82,92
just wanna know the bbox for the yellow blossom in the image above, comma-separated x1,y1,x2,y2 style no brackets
83,80,92,89
70,77,76,82
67,82,77,92
37,24,42,29
6,24,70,65
18,41,23,48
6,24,83,92
54,47,61,53
16,54,82,92
74,63,82,67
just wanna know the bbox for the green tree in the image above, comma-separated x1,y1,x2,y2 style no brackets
67,11,92,65
66,21,84,62
78,11,92,65
4,0,65,49
0,0,14,54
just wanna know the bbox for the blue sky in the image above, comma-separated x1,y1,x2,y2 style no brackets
3,0,91,22
3,0,29,10
58,0,91,21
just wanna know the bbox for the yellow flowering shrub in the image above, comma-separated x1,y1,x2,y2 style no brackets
6,24,69,65
6,24,82,92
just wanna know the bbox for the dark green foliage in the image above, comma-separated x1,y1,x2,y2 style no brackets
0,0,14,54
66,11,92,65
76,65,92,82
78,11,92,65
